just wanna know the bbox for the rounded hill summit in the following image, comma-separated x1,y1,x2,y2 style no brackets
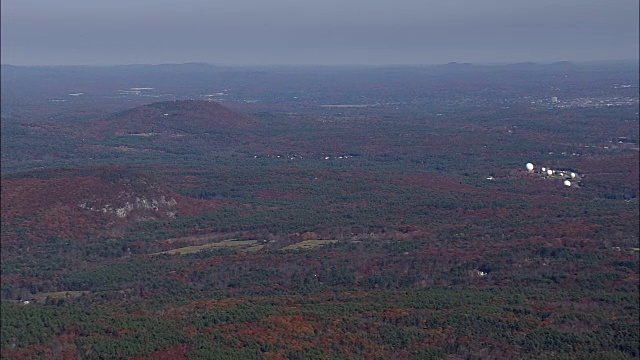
96,100,258,136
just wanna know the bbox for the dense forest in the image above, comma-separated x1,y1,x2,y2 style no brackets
1,63,639,359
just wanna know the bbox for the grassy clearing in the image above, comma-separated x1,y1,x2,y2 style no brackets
32,291,90,302
280,240,338,251
151,240,258,255
242,244,265,252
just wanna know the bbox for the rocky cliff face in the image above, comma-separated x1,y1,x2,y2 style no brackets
79,195,178,219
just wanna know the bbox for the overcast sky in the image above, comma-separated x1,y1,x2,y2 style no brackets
2,0,638,65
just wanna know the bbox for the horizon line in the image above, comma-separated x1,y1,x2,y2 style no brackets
2,58,639,68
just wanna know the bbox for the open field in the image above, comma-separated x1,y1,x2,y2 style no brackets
280,239,339,250
150,239,259,255
32,291,90,302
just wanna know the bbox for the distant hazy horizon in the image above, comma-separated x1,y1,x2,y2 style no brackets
2,59,639,68
2,0,638,66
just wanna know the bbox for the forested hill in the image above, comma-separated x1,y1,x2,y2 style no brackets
1,166,216,246
94,100,259,136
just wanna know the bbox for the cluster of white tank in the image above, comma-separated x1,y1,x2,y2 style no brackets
525,163,534,172
525,163,578,187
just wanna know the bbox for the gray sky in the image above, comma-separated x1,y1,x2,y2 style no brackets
2,0,638,65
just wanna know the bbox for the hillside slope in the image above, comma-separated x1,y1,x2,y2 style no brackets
93,100,258,136
1,166,212,245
